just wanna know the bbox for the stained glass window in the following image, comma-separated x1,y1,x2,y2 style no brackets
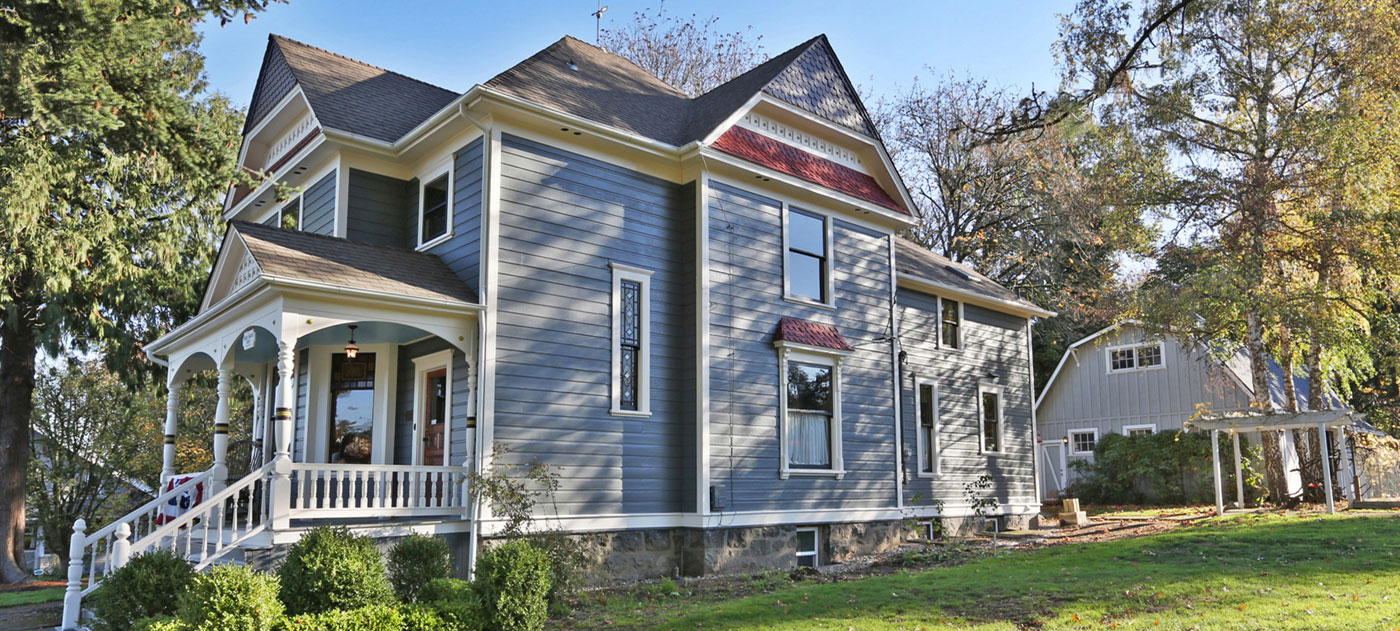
619,279,641,411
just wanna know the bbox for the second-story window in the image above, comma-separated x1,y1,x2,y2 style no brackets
280,196,301,230
419,172,451,247
940,298,961,349
786,207,830,304
610,263,651,416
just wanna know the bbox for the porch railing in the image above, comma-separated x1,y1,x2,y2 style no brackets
288,463,471,519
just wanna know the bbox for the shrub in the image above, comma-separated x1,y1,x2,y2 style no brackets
388,534,453,602
131,616,185,631
473,541,552,631
418,577,473,603
426,599,486,631
1068,431,1265,504
396,604,449,631
90,549,194,631
277,526,394,615
176,565,282,631
282,604,402,631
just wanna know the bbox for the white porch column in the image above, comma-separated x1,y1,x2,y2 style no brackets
1231,431,1244,508
1211,429,1224,516
270,342,296,530
160,380,183,487
1319,423,1336,514
211,366,233,492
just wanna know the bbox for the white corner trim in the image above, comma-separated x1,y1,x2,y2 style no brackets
609,263,653,417
695,174,712,516
977,384,1006,456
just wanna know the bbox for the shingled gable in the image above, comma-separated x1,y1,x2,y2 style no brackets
773,317,854,353
202,221,479,313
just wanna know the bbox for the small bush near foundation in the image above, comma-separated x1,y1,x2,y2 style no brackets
131,616,185,631
474,541,552,631
277,526,394,615
396,603,449,631
388,534,453,602
90,549,194,631
176,565,283,631
282,604,402,631
418,578,473,603
426,598,486,631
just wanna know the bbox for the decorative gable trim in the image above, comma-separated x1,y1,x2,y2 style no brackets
739,111,865,171
199,231,262,314
712,127,908,214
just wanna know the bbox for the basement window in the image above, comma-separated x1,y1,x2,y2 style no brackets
796,527,819,568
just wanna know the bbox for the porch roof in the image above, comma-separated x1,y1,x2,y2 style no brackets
231,221,478,305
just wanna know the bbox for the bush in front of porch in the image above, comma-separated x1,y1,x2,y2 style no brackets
277,526,394,615
388,534,453,603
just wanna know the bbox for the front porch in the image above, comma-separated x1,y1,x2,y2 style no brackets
61,223,484,629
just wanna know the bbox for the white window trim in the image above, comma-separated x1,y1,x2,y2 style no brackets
1104,341,1166,374
937,296,964,352
977,384,1005,455
1123,423,1157,437
416,161,454,251
795,526,820,567
309,343,396,465
610,262,652,417
777,347,846,479
411,350,454,466
274,194,302,230
914,377,941,478
781,203,835,310
1069,428,1100,455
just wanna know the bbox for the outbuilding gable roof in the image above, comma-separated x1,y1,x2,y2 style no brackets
230,221,479,305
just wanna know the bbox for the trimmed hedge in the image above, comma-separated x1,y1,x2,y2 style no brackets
276,526,394,615
282,604,402,631
90,549,194,631
388,534,453,603
473,541,552,631
176,565,283,631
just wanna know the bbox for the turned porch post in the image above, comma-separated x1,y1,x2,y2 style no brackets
211,366,233,492
270,342,296,530
160,380,183,487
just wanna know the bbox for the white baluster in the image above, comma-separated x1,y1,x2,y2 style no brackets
61,519,86,630
111,523,132,570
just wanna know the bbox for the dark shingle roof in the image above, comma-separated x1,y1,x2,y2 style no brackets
894,237,1044,313
232,221,478,304
270,35,460,143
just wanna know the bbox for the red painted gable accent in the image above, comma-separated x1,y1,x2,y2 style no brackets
774,317,854,352
711,127,908,215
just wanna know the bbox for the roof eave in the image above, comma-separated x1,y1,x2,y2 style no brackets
897,271,1054,319
696,146,916,228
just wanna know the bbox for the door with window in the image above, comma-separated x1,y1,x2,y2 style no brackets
329,352,375,464
421,369,447,466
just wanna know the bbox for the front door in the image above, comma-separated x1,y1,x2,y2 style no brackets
420,369,447,466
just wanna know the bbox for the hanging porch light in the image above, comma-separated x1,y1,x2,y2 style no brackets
344,324,359,359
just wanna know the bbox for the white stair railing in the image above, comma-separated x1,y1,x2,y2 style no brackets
62,464,272,630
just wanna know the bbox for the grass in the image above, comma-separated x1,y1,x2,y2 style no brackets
558,513,1400,630
0,586,66,609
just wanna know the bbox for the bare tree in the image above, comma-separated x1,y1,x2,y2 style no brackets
599,5,766,96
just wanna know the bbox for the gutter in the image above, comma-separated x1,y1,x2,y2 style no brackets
896,272,1056,319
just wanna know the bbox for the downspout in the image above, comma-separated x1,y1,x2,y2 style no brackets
458,101,489,581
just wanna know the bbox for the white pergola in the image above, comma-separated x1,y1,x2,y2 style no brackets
1187,409,1365,516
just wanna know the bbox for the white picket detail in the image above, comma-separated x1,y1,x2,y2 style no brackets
288,463,470,519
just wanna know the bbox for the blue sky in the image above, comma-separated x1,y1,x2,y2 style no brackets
196,1,1077,107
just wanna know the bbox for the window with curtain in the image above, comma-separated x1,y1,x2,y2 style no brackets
787,361,833,469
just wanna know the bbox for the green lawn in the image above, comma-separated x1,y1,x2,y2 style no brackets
558,514,1400,630
0,586,65,608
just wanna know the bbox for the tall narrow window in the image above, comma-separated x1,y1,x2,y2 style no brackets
329,352,375,464
786,208,829,304
611,263,652,415
917,381,938,474
979,386,1002,454
787,361,834,469
419,172,450,246
940,298,961,349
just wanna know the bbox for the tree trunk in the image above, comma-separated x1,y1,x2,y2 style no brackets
0,296,39,584
1248,313,1290,504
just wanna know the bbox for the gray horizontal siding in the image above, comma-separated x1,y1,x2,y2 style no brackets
294,349,309,462
394,338,474,468
346,169,411,247
301,171,336,236
898,290,1037,507
427,137,484,292
491,134,694,516
707,182,898,513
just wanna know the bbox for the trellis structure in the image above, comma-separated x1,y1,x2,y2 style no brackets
1186,409,1367,516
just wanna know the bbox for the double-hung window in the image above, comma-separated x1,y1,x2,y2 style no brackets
940,298,961,349
1107,342,1164,373
785,207,831,304
610,263,652,416
979,385,1003,454
419,171,451,248
916,379,939,475
777,346,846,477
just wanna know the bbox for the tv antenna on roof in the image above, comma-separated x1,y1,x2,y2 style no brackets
592,2,608,45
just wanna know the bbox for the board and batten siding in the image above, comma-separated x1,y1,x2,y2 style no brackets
1036,326,1255,447
346,169,412,247
393,338,474,467
426,137,484,293
706,182,897,513
490,134,695,516
897,289,1037,508
300,171,336,236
